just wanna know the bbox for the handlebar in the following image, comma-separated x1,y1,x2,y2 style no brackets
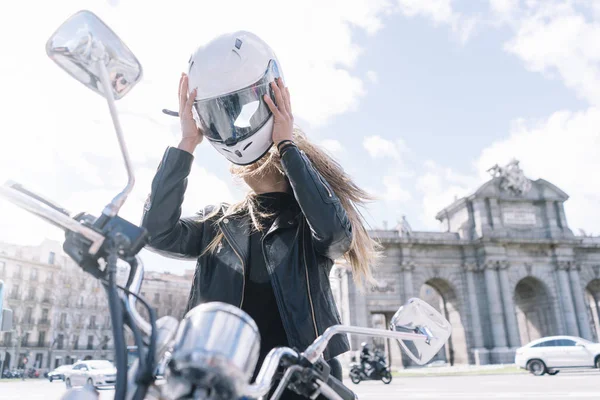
243,347,299,398
0,181,105,254
324,375,356,400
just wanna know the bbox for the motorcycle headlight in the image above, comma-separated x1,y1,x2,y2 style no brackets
168,302,261,399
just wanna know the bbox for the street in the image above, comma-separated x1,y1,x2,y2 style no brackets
0,371,598,399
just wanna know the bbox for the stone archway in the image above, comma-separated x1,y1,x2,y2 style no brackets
585,279,600,342
419,278,468,365
514,277,556,344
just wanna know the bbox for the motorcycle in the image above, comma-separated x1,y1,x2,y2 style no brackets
349,350,391,385
0,10,453,400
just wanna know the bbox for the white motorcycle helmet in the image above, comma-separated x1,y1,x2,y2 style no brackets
184,31,283,165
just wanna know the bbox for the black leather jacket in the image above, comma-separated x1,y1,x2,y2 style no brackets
141,145,352,360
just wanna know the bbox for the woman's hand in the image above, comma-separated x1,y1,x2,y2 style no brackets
264,78,294,146
178,73,203,154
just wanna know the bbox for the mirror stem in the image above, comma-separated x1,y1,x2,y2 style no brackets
302,325,429,364
96,57,135,217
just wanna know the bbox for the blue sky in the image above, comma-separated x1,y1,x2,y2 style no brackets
1,0,599,274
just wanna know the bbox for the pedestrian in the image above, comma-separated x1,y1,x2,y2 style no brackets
142,31,379,399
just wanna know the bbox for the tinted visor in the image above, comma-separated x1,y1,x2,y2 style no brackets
193,60,281,144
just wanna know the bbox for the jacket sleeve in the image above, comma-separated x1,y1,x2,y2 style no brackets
141,147,205,259
280,145,352,260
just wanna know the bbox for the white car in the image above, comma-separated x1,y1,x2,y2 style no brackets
47,364,73,382
64,360,117,388
515,335,600,376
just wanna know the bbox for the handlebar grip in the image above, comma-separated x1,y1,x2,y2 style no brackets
325,375,357,400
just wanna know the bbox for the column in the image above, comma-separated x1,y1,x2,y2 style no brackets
545,201,561,238
497,261,521,348
569,265,593,340
484,261,508,348
556,262,579,337
401,262,415,303
464,263,484,349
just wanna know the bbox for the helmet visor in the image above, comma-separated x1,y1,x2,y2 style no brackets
193,60,281,144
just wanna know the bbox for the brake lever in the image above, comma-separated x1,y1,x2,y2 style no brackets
6,181,71,216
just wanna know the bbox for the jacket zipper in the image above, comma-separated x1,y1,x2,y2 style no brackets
318,174,333,198
302,221,319,338
219,224,246,309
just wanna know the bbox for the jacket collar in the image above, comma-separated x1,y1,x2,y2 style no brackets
217,202,301,259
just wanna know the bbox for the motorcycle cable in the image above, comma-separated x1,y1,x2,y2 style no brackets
104,239,129,400
116,283,158,400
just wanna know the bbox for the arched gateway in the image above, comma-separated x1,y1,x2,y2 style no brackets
330,161,600,367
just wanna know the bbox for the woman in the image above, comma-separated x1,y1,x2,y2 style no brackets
142,31,379,398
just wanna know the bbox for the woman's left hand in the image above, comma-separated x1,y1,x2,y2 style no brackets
264,78,294,145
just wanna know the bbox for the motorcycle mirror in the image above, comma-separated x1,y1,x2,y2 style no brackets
46,10,142,100
389,298,452,365
46,10,142,217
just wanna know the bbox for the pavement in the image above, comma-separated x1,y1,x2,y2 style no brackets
0,370,598,399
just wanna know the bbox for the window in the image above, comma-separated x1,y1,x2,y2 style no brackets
168,294,173,304
0,261,5,275
533,339,559,348
60,313,67,325
25,307,33,323
104,315,111,329
27,287,36,301
34,353,43,368
21,333,29,347
57,334,64,350
30,268,38,281
557,339,577,346
48,251,55,265
154,293,160,303
3,332,12,347
89,316,96,329
87,335,94,350
38,331,46,347
11,284,20,298
102,336,109,350
73,335,79,350
41,308,49,322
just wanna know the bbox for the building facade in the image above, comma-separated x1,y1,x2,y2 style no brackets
331,162,600,367
0,240,190,374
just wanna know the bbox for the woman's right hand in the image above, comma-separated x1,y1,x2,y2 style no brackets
178,73,203,154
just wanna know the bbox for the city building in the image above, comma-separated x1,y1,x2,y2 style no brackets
0,240,190,374
331,160,600,368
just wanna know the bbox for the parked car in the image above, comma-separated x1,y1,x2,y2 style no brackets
48,364,73,382
64,360,117,388
515,335,600,376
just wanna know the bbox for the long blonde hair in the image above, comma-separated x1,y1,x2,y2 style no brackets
201,128,380,286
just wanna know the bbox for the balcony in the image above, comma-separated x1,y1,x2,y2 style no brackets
24,295,37,304
58,322,70,330
41,297,52,304
88,323,97,330
20,319,35,330
38,319,51,328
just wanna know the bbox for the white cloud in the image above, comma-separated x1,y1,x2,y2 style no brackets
395,0,478,43
502,1,600,106
362,135,410,160
489,0,520,17
366,70,379,84
415,161,479,229
318,139,345,156
382,176,412,202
